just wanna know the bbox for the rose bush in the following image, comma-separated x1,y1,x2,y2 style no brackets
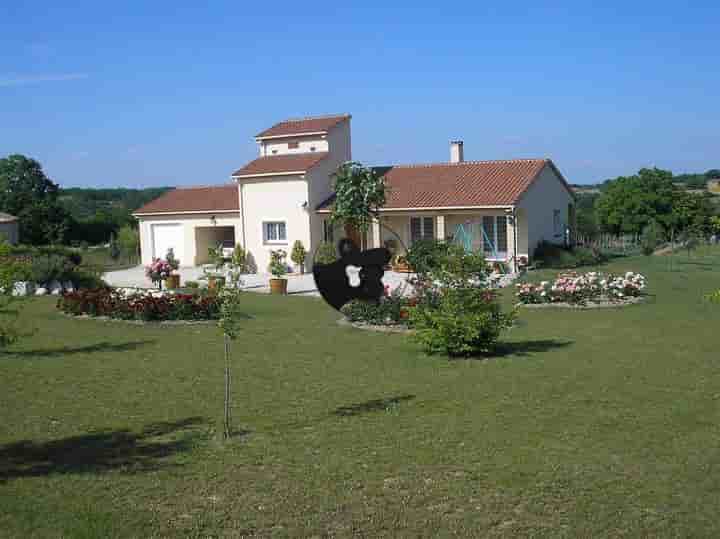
516,271,646,305
58,288,222,322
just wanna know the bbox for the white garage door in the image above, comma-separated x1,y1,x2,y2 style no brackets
151,223,184,264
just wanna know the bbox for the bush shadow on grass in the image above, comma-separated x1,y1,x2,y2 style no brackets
0,417,206,482
334,394,416,417
3,340,155,358
483,339,573,359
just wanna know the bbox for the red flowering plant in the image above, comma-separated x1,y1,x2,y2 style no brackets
145,258,173,289
57,288,222,322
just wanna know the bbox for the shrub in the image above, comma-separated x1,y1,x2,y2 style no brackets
406,243,515,356
533,241,606,269
231,244,248,273
641,221,664,256
405,239,452,279
410,288,515,356
315,241,338,265
290,240,307,273
704,290,720,304
57,288,222,322
185,281,200,289
28,254,76,283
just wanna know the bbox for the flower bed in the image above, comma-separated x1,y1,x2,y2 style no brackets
341,285,415,326
57,287,222,322
516,271,646,306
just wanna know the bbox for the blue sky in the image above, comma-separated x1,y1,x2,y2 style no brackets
1,1,718,188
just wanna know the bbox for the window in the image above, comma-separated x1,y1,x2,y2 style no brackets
323,219,334,243
410,216,434,244
288,141,299,149
481,216,509,258
553,210,562,236
263,221,287,243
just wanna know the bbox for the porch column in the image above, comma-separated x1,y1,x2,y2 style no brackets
436,215,445,241
371,218,381,248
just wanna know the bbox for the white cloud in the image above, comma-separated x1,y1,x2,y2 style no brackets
0,73,88,87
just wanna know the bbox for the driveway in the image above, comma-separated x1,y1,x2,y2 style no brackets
103,266,414,296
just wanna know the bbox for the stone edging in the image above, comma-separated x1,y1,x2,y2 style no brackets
59,312,217,326
336,317,413,334
518,296,646,310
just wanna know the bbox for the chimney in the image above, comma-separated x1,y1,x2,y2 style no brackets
450,140,464,163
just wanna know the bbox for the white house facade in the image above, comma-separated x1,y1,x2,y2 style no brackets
134,114,574,272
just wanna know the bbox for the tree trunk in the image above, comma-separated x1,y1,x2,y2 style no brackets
223,334,232,439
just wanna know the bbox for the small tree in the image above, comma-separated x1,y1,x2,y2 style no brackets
218,286,244,439
329,162,386,235
117,226,139,264
231,244,248,273
640,221,663,256
315,241,338,265
108,234,121,262
0,240,30,348
166,248,180,271
290,240,307,274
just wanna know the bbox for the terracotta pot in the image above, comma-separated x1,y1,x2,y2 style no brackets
208,276,226,291
166,274,181,289
269,278,288,295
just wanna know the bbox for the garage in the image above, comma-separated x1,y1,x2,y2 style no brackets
151,223,184,264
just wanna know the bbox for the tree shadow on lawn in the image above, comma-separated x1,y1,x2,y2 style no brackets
3,340,156,359
334,394,416,416
0,416,206,482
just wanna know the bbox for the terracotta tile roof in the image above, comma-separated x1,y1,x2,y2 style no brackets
317,159,570,210
133,185,239,215
232,152,329,178
0,212,18,223
255,114,350,139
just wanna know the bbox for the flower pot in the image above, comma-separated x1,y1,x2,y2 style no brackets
166,274,181,289
269,278,288,295
208,276,226,291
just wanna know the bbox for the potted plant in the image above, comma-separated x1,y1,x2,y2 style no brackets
206,245,226,291
165,248,181,289
145,258,172,290
290,240,307,274
268,249,288,294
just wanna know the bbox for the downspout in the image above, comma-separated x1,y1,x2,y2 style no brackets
511,205,519,274
237,180,247,250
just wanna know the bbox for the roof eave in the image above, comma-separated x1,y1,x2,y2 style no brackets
133,209,240,217
232,170,307,180
254,131,328,141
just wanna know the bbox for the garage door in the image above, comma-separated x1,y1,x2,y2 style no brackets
151,223,184,264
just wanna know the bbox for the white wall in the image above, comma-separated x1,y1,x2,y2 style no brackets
517,163,574,257
138,212,242,267
240,176,310,272
0,222,19,245
260,135,329,156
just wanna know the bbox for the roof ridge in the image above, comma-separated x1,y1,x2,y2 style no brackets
170,184,237,191
387,158,548,169
279,113,350,123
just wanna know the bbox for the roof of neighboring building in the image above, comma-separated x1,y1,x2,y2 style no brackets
0,212,18,223
255,114,350,139
232,152,329,179
133,185,239,215
317,158,572,211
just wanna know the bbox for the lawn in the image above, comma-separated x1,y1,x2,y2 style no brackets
1,249,719,537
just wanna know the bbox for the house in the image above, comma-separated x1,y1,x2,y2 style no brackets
0,212,19,245
134,114,574,272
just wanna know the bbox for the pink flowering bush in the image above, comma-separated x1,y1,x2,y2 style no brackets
516,271,646,305
145,258,173,289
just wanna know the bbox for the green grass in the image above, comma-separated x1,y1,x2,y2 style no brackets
1,249,719,537
79,247,138,272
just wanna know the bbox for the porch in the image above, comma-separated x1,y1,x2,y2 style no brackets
366,210,529,269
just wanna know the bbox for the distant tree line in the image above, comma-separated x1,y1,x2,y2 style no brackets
575,167,720,241
0,154,170,246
